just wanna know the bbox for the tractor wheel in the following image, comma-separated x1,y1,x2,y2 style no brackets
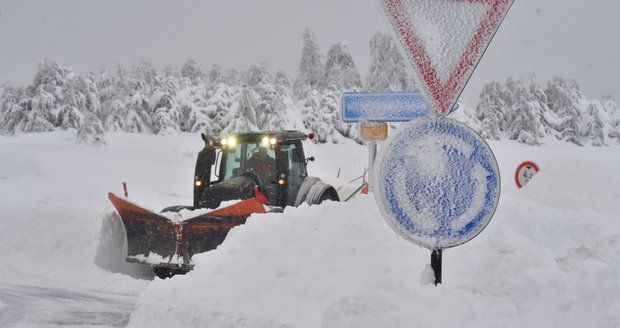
317,188,340,204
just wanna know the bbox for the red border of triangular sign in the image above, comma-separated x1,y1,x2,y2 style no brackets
380,0,514,115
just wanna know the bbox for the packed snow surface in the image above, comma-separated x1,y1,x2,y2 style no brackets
1,131,619,327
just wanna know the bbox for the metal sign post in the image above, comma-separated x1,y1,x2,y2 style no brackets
431,249,442,285
367,140,377,193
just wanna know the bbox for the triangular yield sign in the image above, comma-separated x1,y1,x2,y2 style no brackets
379,0,514,116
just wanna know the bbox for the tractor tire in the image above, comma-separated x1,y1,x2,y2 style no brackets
304,181,340,205
317,188,340,204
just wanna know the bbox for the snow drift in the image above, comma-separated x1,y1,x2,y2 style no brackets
126,140,620,328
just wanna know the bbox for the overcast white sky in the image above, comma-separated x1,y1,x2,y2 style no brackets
0,0,618,104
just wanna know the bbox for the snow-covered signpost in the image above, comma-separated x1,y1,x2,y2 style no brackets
373,0,514,285
342,91,430,191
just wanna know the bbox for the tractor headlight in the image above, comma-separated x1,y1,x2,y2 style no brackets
228,137,237,147
220,138,228,146
195,180,202,187
269,137,277,145
261,136,270,146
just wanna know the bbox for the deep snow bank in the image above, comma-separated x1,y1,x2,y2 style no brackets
0,131,207,292
127,140,620,327
0,131,365,294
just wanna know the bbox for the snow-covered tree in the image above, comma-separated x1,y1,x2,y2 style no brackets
21,60,73,132
581,102,606,146
475,82,505,140
76,112,106,145
324,43,362,91
603,96,620,143
180,59,204,84
223,87,258,134
104,99,127,132
366,31,414,91
0,86,27,134
208,64,223,85
294,28,325,99
545,77,583,145
297,88,328,142
255,83,288,131
508,98,541,146
124,91,152,133
2,44,619,148
151,76,185,135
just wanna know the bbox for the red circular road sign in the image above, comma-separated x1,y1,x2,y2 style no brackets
515,161,540,189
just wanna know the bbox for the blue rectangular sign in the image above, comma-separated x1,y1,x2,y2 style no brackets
341,91,428,123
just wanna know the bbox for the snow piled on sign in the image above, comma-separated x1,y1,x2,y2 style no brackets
373,118,500,249
405,0,488,83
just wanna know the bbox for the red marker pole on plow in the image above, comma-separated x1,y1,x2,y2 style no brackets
122,182,129,198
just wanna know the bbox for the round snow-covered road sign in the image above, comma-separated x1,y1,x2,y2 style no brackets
515,161,539,189
374,118,500,249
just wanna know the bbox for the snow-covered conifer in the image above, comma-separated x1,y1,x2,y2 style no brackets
208,64,223,85
0,86,27,134
475,82,505,140
604,98,620,142
324,43,362,91
180,59,204,84
223,87,258,134
366,32,414,91
545,77,583,145
294,28,325,99
76,112,106,145
582,102,606,146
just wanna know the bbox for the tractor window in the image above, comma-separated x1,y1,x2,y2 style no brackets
244,143,277,184
245,143,276,165
222,142,276,182
211,149,223,182
281,142,307,178
223,146,243,180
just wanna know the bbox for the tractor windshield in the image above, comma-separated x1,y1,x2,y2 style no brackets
223,142,276,184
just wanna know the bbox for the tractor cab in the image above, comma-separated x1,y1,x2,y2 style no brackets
194,131,327,209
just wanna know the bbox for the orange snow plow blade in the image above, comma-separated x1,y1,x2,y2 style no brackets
108,193,266,270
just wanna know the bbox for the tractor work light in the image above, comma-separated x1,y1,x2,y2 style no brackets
194,180,202,187
220,136,237,147
278,178,287,185
261,136,270,146
269,137,277,145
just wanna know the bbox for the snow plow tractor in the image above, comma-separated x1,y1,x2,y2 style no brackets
108,131,339,278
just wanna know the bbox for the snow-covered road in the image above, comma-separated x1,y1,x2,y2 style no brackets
0,284,135,327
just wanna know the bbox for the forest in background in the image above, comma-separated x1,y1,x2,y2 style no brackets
1,29,618,146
